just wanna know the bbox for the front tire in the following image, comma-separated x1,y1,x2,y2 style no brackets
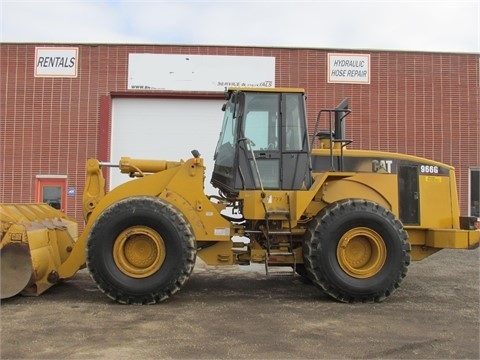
303,199,410,303
86,196,196,304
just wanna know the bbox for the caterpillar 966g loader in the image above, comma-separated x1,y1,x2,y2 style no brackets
1,87,478,304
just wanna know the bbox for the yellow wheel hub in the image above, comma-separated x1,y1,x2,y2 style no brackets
113,226,166,278
337,227,387,278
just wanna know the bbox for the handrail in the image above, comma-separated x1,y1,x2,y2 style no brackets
311,104,352,172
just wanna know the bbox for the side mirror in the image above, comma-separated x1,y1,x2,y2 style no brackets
224,89,231,100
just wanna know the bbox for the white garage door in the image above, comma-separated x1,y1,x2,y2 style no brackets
110,97,225,195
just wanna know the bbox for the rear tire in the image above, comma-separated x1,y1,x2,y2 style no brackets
86,196,196,304
294,264,311,280
303,199,410,303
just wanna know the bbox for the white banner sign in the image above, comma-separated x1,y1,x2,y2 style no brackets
35,47,78,77
128,54,275,91
328,53,370,84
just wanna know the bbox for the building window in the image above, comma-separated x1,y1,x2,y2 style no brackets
470,168,480,217
35,175,67,211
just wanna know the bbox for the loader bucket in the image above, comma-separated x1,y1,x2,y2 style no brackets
1,242,33,298
0,204,78,299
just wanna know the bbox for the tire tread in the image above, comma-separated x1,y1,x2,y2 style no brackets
303,199,410,303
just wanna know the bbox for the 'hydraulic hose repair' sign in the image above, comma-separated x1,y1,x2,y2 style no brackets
328,53,370,84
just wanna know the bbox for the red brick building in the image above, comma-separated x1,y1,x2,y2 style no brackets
1,43,479,225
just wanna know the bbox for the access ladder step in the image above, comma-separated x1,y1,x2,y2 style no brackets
265,252,296,277
266,209,290,216
265,209,291,220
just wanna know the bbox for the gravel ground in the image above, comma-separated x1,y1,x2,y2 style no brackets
1,248,479,359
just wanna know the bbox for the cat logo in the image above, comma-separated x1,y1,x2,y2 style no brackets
372,159,393,173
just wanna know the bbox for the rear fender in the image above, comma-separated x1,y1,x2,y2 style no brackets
319,176,393,211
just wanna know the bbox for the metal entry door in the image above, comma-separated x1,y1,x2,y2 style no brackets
35,176,67,211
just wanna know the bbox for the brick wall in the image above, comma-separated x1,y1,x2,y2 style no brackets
1,44,479,225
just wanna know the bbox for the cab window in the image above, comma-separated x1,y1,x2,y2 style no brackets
284,93,304,151
243,93,279,151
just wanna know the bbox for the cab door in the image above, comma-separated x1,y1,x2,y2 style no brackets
238,92,281,190
235,91,311,191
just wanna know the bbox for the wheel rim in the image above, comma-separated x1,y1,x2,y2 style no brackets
113,226,166,278
337,227,387,278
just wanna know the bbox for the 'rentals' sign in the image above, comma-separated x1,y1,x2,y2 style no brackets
35,47,78,77
328,53,370,84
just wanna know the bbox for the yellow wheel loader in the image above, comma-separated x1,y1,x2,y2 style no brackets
1,88,478,304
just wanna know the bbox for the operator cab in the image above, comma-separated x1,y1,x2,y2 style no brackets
211,88,312,197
